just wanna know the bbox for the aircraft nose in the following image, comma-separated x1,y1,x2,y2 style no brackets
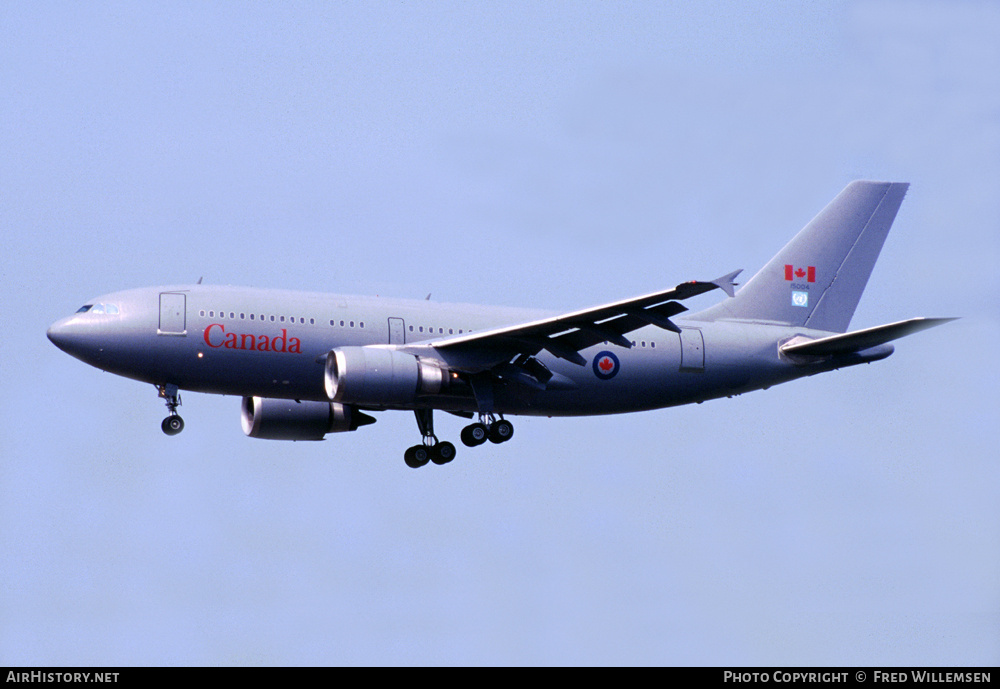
47,317,77,352
47,316,94,359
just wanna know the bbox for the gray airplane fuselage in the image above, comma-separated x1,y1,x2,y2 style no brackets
47,182,949,464
47,283,884,418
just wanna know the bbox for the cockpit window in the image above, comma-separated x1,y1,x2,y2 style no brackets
77,303,119,315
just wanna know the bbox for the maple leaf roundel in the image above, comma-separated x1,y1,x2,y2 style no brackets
592,351,621,380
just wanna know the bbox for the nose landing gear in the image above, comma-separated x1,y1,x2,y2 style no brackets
161,415,184,435
157,384,184,436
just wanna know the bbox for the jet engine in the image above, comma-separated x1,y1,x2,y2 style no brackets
325,346,458,407
240,396,375,441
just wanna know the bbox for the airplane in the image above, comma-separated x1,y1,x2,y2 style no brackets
47,181,953,468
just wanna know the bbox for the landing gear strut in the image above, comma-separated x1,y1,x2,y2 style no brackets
404,409,456,469
158,384,184,436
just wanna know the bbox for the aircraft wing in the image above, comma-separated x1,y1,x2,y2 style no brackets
780,317,956,357
403,270,741,371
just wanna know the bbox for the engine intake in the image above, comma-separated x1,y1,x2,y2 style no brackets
241,396,375,441
325,346,454,406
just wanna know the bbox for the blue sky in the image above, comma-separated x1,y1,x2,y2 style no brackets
2,1,998,665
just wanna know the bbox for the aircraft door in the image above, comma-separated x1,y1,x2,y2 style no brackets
159,293,187,335
678,327,704,372
388,317,405,345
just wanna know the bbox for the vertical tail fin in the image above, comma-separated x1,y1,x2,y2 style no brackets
693,181,909,332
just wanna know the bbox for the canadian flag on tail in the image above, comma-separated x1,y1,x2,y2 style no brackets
784,265,816,282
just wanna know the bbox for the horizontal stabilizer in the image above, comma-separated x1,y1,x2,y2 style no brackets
780,317,956,357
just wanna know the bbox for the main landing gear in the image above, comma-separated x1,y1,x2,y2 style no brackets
404,408,456,469
158,384,184,436
404,410,514,469
460,415,513,447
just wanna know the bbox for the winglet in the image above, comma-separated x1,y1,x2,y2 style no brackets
711,269,742,298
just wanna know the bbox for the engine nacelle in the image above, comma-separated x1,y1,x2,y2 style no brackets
325,346,453,406
241,396,375,441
